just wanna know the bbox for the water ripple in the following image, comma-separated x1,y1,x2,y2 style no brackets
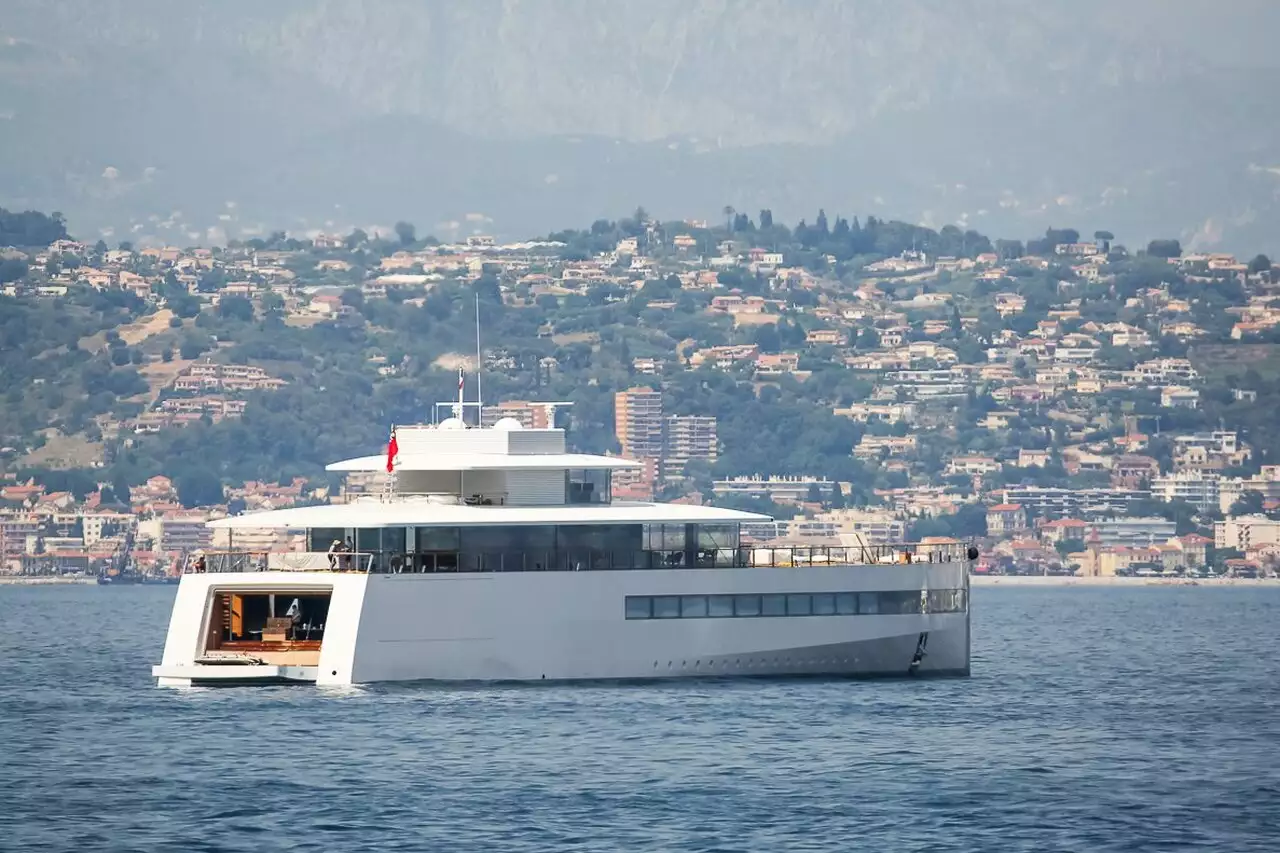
0,585,1277,852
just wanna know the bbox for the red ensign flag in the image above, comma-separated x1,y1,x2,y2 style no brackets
385,427,399,473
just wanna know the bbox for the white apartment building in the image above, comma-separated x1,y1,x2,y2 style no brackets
1150,473,1220,513
1215,515,1280,551
712,476,836,504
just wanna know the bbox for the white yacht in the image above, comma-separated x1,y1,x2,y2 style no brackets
152,414,975,687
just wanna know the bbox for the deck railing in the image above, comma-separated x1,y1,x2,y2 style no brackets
356,492,509,506
183,543,978,575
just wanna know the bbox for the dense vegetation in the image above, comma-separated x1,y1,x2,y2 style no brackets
4,207,1280,519
0,208,68,247
0,288,151,450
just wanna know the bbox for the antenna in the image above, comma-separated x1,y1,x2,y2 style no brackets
475,290,483,424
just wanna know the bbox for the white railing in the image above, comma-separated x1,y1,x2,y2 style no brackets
354,491,508,506
186,550,376,573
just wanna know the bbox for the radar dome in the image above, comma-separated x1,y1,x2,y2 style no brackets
437,417,466,430
493,417,524,431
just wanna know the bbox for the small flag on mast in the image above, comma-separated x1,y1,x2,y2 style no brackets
385,427,399,473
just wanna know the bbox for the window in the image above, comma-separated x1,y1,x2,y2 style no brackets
653,596,680,619
681,596,708,618
786,594,812,616
624,589,949,620
708,595,734,617
880,591,922,615
695,524,740,565
415,526,460,551
625,597,652,619
566,469,611,504
557,525,644,567
927,589,967,614
308,528,346,553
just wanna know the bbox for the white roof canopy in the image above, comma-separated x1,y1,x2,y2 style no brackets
208,501,769,530
326,453,642,473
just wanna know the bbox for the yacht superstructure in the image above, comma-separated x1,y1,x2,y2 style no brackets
152,416,975,686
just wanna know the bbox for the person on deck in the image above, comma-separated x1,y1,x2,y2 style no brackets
327,539,341,570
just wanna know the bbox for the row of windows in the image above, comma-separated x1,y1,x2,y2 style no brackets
624,589,967,620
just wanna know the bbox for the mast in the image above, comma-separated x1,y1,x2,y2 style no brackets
455,366,465,423
475,291,484,425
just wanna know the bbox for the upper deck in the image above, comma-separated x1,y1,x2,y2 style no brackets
202,417,977,575
325,420,642,509
213,418,768,530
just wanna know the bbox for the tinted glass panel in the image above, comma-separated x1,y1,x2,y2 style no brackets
653,596,680,619
813,593,836,616
625,597,652,619
696,523,739,550
567,469,611,504
308,528,346,552
786,594,812,616
708,595,734,617
735,595,761,617
761,594,786,617
836,592,858,615
681,596,708,618
416,526,460,551
857,592,880,614
880,591,922,614
928,590,963,613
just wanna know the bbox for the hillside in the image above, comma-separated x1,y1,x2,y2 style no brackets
4,204,1280,535
2,1,1279,254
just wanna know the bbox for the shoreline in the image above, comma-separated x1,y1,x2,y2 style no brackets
0,576,99,585
972,575,1280,587
2,575,1276,588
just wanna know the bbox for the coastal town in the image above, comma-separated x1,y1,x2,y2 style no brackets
2,208,1280,581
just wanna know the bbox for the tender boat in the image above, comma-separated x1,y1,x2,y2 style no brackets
152,412,975,687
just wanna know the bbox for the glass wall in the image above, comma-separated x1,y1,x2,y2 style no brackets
307,523,743,572
556,524,643,569
566,469,611,504
307,528,347,552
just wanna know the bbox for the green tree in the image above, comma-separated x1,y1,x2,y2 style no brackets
340,287,364,311
1146,239,1182,259
217,294,255,322
176,468,224,508
0,258,28,283
1229,491,1265,516
1248,254,1272,275
394,221,416,246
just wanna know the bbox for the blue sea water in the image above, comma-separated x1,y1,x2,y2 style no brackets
0,584,1277,853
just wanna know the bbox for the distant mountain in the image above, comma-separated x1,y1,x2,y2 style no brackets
2,0,1279,253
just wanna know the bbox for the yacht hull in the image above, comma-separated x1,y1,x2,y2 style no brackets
154,561,970,686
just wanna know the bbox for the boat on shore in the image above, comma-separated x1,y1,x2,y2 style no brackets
153,404,975,687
